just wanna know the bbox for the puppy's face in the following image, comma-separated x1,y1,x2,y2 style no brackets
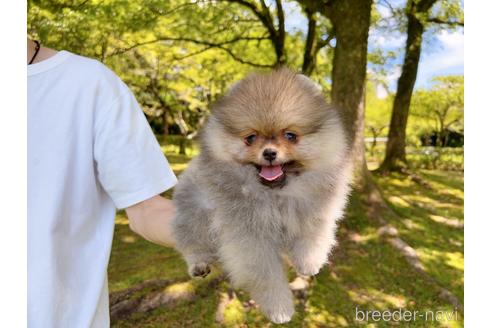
203,69,346,188
238,127,304,188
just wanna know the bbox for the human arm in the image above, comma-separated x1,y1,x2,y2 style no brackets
91,70,178,247
125,195,176,248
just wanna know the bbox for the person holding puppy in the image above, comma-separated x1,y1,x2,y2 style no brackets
27,38,177,327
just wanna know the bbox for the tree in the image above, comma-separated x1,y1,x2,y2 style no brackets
222,0,287,65
298,0,373,189
330,0,373,189
411,75,464,146
299,7,334,76
29,0,339,138
29,0,369,171
27,0,163,61
28,0,269,137
378,0,464,173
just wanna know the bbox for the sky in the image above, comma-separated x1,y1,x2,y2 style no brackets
281,1,464,95
416,30,464,88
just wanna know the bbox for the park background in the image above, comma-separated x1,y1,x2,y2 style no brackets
28,0,464,327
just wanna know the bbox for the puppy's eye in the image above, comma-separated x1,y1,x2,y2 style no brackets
284,132,297,142
244,134,257,146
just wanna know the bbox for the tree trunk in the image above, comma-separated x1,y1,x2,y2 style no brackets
162,110,169,138
179,138,187,155
330,0,373,190
274,0,286,65
273,38,286,66
302,8,317,75
378,0,437,173
370,128,377,157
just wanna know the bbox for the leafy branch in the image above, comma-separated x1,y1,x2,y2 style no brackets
221,0,286,64
426,17,464,26
109,35,273,68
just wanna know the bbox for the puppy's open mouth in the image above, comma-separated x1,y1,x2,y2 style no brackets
254,161,301,188
259,165,284,181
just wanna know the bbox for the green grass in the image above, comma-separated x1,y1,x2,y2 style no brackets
367,144,464,171
374,171,464,301
108,139,464,327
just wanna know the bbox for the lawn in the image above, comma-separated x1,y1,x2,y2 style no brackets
108,141,464,327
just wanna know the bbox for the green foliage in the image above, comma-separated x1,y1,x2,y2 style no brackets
364,74,464,149
365,80,393,134
427,0,464,33
28,0,463,144
367,144,463,171
409,75,464,146
28,0,337,136
407,147,463,171
28,0,162,58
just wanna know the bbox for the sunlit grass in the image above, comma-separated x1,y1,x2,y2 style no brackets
164,281,195,296
375,170,464,302
222,297,246,327
348,288,407,308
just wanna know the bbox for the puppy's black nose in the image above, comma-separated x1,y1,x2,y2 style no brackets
263,148,277,162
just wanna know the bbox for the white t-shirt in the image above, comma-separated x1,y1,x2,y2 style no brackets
27,51,177,327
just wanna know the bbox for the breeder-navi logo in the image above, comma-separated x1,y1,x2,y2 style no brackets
355,307,460,323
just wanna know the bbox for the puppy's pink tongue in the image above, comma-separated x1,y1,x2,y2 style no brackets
259,165,283,181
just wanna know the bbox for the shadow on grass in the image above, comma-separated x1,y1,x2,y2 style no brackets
419,170,464,193
289,194,462,327
374,171,464,303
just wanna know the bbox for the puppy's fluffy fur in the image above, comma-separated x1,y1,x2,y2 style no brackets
172,69,351,323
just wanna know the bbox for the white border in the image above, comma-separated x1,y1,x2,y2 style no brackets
464,1,492,326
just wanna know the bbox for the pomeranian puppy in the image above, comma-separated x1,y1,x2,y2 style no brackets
172,68,351,323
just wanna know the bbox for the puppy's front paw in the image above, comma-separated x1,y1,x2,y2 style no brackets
188,262,211,278
296,263,322,276
263,299,294,324
255,289,294,324
293,256,326,276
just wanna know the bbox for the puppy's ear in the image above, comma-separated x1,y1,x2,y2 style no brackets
296,73,323,93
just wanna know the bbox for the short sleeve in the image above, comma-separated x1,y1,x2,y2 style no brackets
93,86,177,209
